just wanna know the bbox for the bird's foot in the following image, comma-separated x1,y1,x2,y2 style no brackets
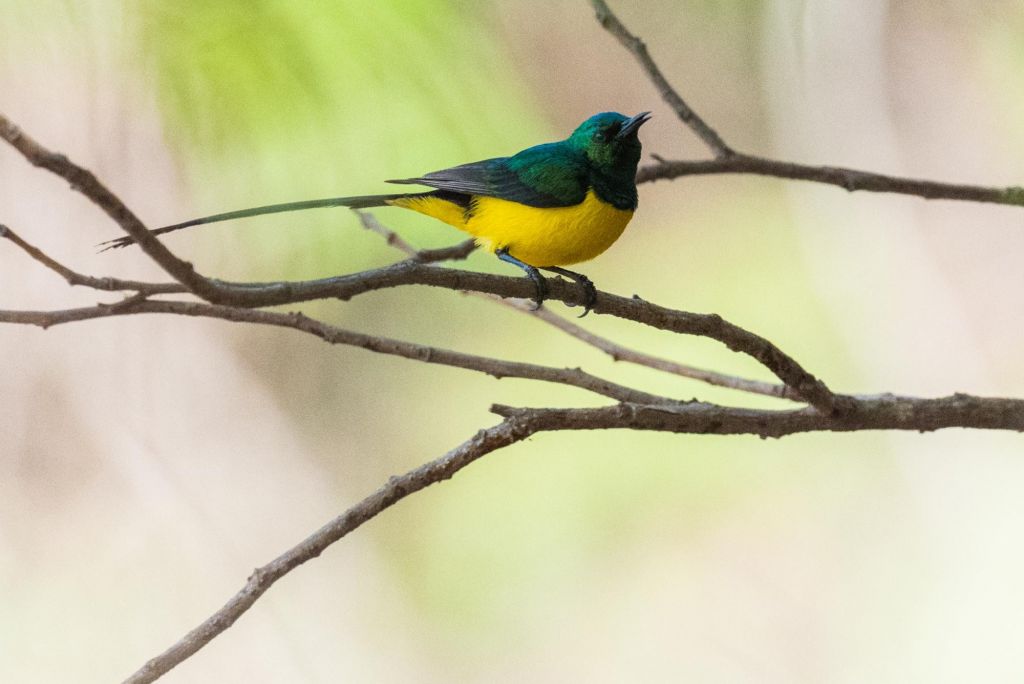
496,248,549,310
541,266,598,317
524,267,549,310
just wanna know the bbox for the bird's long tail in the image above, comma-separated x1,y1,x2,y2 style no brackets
98,192,422,251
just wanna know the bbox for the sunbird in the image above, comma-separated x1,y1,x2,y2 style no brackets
104,111,651,316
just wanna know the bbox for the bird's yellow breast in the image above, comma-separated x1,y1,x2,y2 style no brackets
390,189,634,267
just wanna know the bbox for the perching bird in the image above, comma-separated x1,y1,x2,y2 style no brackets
103,111,651,316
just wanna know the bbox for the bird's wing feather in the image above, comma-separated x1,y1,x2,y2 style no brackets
388,145,588,208
388,159,504,196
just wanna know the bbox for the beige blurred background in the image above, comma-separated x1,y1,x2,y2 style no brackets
2,1,1024,681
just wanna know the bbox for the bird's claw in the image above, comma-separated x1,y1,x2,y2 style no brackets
528,270,549,310
541,266,597,317
496,248,549,310
574,275,597,318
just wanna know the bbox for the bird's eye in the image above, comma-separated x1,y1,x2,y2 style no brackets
593,123,620,143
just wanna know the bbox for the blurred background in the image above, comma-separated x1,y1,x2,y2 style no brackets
3,0,1024,681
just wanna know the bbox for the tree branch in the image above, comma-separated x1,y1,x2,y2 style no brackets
1,251,839,412
121,417,537,684
355,210,478,263
0,299,680,406
355,213,794,403
0,111,245,301
0,224,185,294
121,388,1024,682
637,154,1024,208
589,0,735,158
492,394,1024,436
504,298,801,402
586,1,1024,208
85,259,843,410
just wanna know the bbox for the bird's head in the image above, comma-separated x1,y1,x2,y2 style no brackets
567,111,651,173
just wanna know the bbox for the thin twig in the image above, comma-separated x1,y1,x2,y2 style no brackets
182,261,843,413
355,211,478,262
0,111,232,300
587,0,1024,207
0,224,185,294
48,257,834,411
589,0,735,158
355,210,419,257
412,238,478,263
0,299,679,406
121,417,537,684
636,154,1024,208
503,297,801,401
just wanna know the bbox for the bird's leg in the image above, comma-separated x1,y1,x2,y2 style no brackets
495,248,548,310
540,266,598,318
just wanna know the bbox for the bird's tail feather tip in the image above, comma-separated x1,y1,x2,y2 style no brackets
96,236,134,252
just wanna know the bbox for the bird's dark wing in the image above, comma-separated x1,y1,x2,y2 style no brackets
388,144,588,208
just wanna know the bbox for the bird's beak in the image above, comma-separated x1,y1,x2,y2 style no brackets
617,111,652,138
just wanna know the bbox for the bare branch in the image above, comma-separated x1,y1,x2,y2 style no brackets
94,258,836,410
412,238,478,263
0,224,185,294
0,299,679,406
121,417,537,684
359,218,797,403
355,210,420,256
358,218,795,404
359,216,799,403
583,3,1024,208
504,298,801,402
492,394,1024,437
355,211,478,263
637,154,1024,208
0,111,240,300
589,0,735,158
122,388,1024,682
0,253,837,411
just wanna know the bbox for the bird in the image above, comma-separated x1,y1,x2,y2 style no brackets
102,111,651,316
